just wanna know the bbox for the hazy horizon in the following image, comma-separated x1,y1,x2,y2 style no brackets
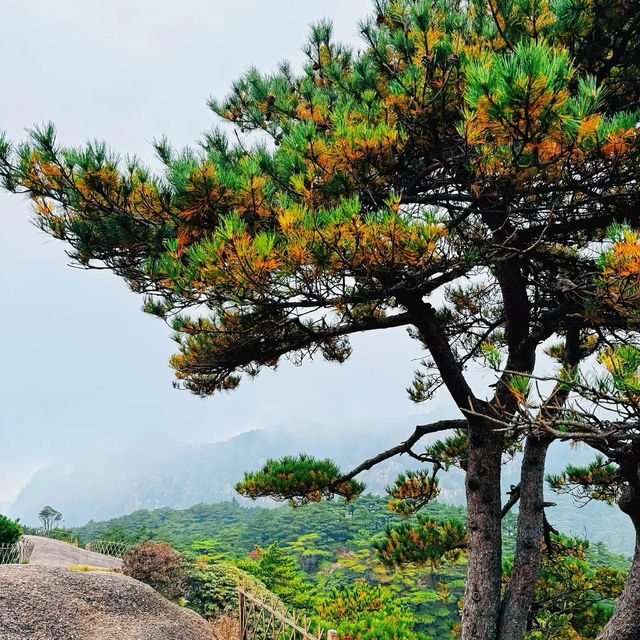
0,1,482,505
7,410,456,525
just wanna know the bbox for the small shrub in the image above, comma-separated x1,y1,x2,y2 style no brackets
188,563,240,619
187,561,268,619
315,580,429,640
0,514,22,546
122,541,186,600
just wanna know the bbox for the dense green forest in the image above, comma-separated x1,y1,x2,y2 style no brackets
73,496,469,636
69,496,629,639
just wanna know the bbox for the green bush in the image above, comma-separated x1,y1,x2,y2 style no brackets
235,542,311,608
315,580,429,640
187,562,268,619
0,514,22,546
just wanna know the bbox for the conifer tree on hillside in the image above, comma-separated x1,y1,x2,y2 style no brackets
38,505,63,536
2,1,640,639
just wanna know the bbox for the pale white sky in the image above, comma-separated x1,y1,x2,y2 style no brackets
0,1,466,503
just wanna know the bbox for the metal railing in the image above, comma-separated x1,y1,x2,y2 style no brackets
238,587,337,640
85,539,131,558
0,538,35,565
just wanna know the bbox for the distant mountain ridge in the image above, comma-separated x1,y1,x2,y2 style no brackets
8,413,636,554
10,414,455,525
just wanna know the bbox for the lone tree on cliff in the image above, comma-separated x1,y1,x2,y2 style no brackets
2,1,640,639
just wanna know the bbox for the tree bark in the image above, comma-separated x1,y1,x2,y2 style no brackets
598,481,640,640
498,328,580,640
497,435,550,640
398,290,513,640
597,535,640,639
462,426,504,640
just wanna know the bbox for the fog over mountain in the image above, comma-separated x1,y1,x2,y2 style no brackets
9,415,635,555
0,0,374,508
9,414,455,525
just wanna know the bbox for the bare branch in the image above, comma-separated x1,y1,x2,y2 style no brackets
501,483,521,518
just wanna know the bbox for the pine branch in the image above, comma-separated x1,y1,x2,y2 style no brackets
333,418,468,485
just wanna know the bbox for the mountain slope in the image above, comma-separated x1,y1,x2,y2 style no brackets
10,414,460,525
9,414,636,553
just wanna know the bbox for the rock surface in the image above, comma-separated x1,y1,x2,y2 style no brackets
24,535,122,569
0,565,216,640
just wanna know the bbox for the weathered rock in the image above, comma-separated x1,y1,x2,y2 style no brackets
0,565,216,640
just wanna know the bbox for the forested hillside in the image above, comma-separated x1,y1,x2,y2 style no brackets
71,496,628,571
13,417,635,554
70,496,630,639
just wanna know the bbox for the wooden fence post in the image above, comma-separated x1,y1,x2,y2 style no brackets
239,590,247,640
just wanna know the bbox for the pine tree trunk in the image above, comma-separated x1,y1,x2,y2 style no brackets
597,481,640,640
497,435,550,640
461,427,504,640
597,535,640,640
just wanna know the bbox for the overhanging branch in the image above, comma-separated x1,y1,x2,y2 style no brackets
333,418,467,485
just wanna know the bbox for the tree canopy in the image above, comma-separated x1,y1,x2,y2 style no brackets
2,1,640,639
38,505,63,536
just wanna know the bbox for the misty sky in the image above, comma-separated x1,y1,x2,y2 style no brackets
1,0,483,504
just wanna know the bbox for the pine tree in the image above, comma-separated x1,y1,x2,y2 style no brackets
315,580,429,640
2,2,640,639
38,505,63,536
237,542,310,608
